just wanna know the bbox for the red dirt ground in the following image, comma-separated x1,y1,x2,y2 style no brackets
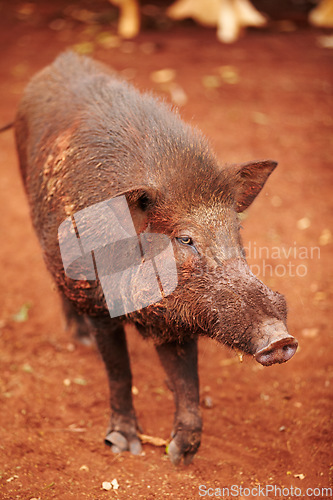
0,1,332,499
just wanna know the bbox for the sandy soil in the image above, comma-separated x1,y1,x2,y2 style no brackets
0,1,332,498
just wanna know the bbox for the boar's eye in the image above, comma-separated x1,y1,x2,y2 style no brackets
176,236,198,253
177,236,193,245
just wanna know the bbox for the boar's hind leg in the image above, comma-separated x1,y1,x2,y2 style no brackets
156,338,202,465
91,317,142,455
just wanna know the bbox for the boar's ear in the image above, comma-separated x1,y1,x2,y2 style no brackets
234,160,277,213
114,186,159,233
122,187,157,211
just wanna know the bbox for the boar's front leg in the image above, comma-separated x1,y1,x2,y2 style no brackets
91,317,142,455
61,296,94,345
155,338,202,465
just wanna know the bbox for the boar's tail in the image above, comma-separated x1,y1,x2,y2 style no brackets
0,121,14,133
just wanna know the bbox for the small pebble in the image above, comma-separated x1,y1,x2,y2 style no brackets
314,291,327,303
252,111,268,125
276,20,297,32
218,65,239,84
73,42,94,55
151,68,176,84
301,328,318,338
202,395,213,409
111,478,119,490
6,475,19,482
319,228,332,245
16,2,35,16
96,32,120,49
73,377,87,385
271,195,282,207
49,19,67,31
297,217,311,230
121,41,136,54
22,363,33,373
121,68,137,80
102,481,112,491
140,42,157,55
168,83,188,106
317,35,333,48
202,75,221,89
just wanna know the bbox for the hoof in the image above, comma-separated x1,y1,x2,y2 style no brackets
105,430,142,455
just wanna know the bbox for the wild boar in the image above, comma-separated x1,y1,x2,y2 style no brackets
15,51,297,465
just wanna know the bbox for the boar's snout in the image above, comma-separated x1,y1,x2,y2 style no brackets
255,337,298,366
254,320,298,366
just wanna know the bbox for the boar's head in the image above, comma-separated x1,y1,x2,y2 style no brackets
124,145,297,366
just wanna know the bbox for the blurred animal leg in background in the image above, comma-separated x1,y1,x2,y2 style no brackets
218,0,267,43
167,0,267,43
309,0,333,27
167,0,221,27
109,0,140,38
